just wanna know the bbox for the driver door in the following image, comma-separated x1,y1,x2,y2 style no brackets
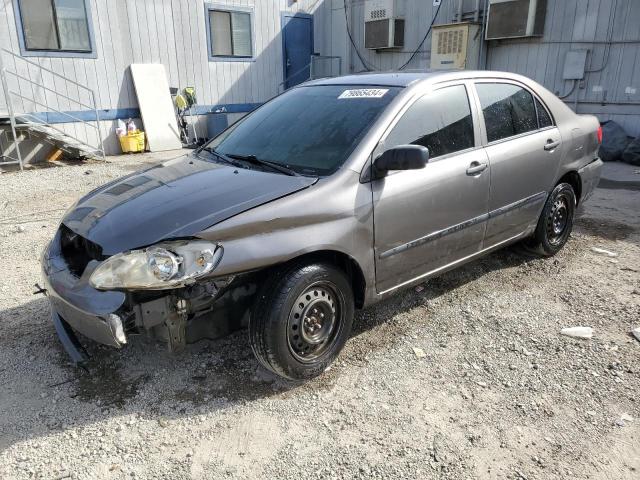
372,83,491,293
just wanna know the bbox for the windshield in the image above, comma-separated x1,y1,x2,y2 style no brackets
205,85,401,176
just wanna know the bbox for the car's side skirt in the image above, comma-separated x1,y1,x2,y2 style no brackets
378,191,547,260
377,231,527,296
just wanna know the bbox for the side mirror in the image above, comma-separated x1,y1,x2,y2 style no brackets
373,145,429,178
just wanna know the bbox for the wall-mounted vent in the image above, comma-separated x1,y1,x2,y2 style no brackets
437,29,464,55
364,0,405,50
486,0,547,40
370,8,387,19
431,23,481,70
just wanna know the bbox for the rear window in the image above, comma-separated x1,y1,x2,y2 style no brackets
476,83,538,143
206,85,401,176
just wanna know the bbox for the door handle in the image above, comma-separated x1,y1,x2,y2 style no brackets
466,161,488,175
544,139,561,151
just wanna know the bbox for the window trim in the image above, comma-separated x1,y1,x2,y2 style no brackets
12,0,97,59
204,3,255,62
533,96,555,130
473,79,556,146
377,82,481,166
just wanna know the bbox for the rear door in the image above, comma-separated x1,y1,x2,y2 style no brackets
372,83,490,293
474,81,561,246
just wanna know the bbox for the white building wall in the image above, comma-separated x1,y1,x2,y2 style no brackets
3,0,639,159
1,0,329,110
0,0,330,155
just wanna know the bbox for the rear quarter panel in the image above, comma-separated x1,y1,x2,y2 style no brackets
520,75,601,198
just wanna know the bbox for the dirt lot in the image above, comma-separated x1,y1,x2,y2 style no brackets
1,157,639,480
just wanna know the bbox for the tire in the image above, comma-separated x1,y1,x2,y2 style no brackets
249,262,355,380
526,182,576,256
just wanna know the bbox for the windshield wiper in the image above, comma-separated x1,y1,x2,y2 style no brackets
226,153,299,177
198,147,242,168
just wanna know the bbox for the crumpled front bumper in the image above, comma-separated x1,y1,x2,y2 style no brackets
42,229,127,363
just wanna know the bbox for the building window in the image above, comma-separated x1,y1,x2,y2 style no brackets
15,0,93,55
206,4,253,60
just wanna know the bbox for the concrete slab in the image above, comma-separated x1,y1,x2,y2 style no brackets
599,161,640,191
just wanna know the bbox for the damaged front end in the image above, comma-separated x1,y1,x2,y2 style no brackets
42,225,256,364
127,274,256,352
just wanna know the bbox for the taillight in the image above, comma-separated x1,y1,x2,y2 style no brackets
597,125,603,144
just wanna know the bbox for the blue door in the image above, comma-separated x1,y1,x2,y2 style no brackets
282,13,313,89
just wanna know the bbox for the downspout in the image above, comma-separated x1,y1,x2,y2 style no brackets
478,0,489,70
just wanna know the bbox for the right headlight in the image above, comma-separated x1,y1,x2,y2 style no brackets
89,240,223,290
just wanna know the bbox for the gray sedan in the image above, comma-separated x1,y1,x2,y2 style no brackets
42,71,603,380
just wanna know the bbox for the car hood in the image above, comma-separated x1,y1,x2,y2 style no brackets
62,154,317,255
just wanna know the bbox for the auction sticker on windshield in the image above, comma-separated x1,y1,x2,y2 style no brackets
338,88,389,99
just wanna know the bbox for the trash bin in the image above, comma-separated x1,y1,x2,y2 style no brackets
119,131,146,153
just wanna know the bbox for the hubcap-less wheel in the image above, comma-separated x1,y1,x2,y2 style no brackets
546,193,570,245
249,262,355,380
287,282,340,363
524,183,576,258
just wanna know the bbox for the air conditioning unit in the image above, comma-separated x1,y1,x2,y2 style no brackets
364,0,405,50
486,0,547,40
430,23,481,70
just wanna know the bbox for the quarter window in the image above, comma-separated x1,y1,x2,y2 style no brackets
476,83,538,143
17,0,92,53
384,85,475,159
207,7,252,58
535,98,553,128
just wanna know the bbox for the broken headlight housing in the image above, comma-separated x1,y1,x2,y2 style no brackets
89,240,223,290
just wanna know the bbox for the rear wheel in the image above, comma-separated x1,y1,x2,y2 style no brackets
526,182,576,256
249,262,354,380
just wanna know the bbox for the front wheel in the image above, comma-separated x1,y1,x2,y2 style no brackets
249,262,354,380
526,182,576,256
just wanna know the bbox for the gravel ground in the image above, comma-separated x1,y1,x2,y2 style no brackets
1,156,639,479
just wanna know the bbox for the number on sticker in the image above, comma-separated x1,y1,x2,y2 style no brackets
338,89,389,99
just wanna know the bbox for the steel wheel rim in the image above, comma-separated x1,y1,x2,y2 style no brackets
287,282,342,363
547,193,570,245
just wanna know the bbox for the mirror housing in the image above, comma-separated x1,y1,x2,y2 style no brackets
372,145,429,178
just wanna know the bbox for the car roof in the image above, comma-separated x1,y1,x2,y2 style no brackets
305,70,530,88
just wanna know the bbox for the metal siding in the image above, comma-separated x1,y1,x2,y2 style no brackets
484,0,640,136
1,0,329,154
0,0,407,109
327,0,640,135
2,0,638,146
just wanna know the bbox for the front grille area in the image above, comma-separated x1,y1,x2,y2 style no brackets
59,224,106,277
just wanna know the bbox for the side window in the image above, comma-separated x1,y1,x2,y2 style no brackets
476,83,538,143
535,98,553,128
384,85,475,159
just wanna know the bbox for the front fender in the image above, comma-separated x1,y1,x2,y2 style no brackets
196,170,376,301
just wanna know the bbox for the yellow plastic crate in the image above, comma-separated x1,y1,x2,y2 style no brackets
119,131,146,153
